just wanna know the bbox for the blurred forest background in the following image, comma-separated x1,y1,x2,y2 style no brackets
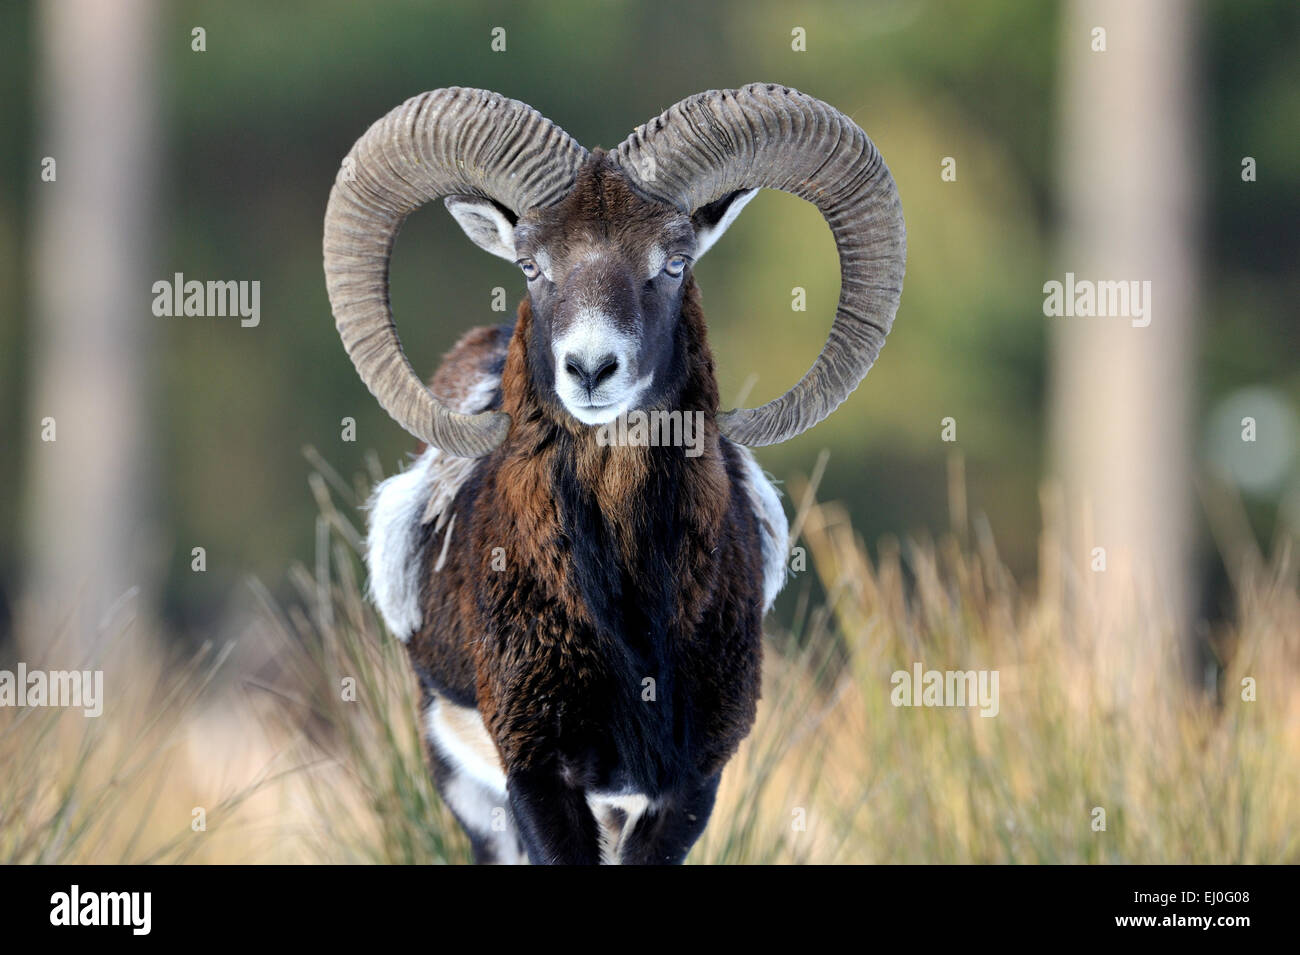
1,0,1298,866
0,0,1296,655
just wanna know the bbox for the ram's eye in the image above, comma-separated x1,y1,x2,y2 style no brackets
518,259,541,281
664,255,688,278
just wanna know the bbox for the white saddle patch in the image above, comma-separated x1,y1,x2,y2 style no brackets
365,374,497,642
734,445,790,612
366,447,439,641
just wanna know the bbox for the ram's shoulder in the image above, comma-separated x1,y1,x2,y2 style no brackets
365,324,511,641
428,323,513,413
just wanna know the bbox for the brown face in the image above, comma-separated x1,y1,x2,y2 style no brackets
510,156,698,423
444,154,758,426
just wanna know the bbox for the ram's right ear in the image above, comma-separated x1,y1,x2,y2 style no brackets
444,195,518,261
691,188,758,260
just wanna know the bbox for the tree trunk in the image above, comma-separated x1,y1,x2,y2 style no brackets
23,0,160,655
1051,0,1200,686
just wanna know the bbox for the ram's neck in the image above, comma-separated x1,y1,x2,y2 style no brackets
493,287,733,635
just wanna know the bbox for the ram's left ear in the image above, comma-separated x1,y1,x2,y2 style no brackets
691,188,759,260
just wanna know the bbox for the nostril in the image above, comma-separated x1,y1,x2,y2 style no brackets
591,355,619,387
563,353,619,394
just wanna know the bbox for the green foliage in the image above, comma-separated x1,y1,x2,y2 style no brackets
0,0,1296,637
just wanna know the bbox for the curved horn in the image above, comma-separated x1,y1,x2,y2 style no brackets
612,83,906,446
324,88,588,457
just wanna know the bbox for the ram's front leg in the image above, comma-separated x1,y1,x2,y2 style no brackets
618,773,721,865
506,765,602,865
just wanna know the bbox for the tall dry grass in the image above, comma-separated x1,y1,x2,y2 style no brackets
0,615,276,863
695,464,1300,863
2,450,1296,863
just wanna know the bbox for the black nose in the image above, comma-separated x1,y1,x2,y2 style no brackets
564,353,619,395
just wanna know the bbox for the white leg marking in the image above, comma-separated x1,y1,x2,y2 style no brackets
425,699,526,864
587,791,654,865
425,698,508,793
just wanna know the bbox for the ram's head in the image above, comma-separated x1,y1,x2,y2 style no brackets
323,84,906,455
